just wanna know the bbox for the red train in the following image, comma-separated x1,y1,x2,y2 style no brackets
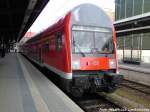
21,3,123,97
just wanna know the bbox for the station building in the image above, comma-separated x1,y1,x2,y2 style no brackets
115,0,150,64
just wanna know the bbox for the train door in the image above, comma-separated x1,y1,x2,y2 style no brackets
39,45,42,63
37,43,42,63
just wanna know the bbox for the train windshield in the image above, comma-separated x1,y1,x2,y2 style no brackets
72,26,114,54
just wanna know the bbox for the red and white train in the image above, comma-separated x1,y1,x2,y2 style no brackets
21,3,123,97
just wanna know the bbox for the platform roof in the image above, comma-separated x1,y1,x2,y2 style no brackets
0,0,49,44
114,12,150,36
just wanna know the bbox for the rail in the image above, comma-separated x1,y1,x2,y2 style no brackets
74,93,126,112
121,79,150,95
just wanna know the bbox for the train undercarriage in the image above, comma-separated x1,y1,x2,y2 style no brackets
61,70,123,97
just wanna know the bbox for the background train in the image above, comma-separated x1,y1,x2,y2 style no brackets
21,3,123,97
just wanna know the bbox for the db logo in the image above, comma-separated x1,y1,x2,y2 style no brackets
82,61,100,66
92,61,99,66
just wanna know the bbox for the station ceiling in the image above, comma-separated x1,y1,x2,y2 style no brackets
0,0,49,44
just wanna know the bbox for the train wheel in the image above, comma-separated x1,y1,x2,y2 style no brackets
71,87,84,98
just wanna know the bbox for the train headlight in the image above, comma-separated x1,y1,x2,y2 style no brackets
72,60,80,69
109,59,116,69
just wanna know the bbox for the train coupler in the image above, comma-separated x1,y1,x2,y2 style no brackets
104,72,123,85
103,72,124,92
88,76,103,92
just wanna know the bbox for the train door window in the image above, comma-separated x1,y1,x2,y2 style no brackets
56,32,62,51
44,39,49,52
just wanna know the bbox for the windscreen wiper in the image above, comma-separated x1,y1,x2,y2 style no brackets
73,40,85,57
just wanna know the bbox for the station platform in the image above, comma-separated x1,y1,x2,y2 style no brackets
0,53,84,112
119,62,150,86
119,62,150,74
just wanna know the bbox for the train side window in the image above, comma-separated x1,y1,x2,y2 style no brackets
56,32,62,51
43,39,49,52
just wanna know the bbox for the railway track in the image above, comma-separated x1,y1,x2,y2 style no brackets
121,79,150,95
76,80,150,112
73,93,126,112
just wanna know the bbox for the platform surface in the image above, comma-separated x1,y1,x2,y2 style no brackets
0,53,84,112
119,62,150,74
119,62,150,86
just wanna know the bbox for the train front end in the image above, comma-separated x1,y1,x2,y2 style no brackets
69,4,123,96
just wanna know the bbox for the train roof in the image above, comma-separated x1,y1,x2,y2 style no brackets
25,1,113,44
